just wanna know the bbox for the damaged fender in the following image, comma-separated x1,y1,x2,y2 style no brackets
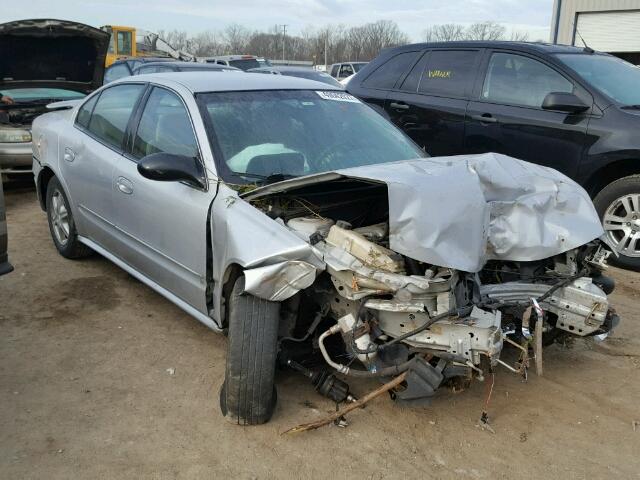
243,260,319,301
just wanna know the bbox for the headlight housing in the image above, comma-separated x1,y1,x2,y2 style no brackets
0,128,32,143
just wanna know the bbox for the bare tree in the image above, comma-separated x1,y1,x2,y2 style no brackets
509,30,530,42
465,21,506,41
223,24,251,53
423,23,465,42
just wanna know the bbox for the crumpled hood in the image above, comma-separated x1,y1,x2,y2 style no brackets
245,153,604,272
0,19,109,93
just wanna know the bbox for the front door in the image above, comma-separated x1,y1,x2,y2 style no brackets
110,86,214,314
464,51,591,177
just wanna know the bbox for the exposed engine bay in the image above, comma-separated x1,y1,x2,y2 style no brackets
243,167,619,407
0,102,49,127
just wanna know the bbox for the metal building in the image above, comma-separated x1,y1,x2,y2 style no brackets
551,0,640,63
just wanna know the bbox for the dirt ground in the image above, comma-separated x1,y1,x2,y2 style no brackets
1,185,639,480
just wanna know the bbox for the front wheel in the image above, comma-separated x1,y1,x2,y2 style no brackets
594,174,640,271
220,276,280,425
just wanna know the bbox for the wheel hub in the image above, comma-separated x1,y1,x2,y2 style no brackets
603,194,640,257
50,190,70,246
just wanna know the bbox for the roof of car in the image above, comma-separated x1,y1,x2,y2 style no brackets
111,57,176,66
249,66,321,73
134,61,239,71
125,71,343,93
390,41,592,55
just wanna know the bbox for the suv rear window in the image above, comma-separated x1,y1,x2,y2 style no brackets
362,52,421,90
417,50,479,97
228,59,260,70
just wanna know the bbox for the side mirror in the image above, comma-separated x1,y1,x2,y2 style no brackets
137,152,206,189
542,92,589,114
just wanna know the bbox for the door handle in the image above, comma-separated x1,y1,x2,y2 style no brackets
116,176,134,195
389,102,410,111
470,114,498,124
63,147,75,163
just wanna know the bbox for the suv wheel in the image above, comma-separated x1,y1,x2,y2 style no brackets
594,174,640,270
220,276,280,425
46,177,92,259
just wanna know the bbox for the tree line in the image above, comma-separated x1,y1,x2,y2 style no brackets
158,20,536,65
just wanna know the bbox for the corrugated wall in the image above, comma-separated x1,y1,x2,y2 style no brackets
551,0,640,44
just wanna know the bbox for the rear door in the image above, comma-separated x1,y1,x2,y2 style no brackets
351,51,422,116
62,83,145,250
464,50,592,176
110,85,214,314
385,49,482,156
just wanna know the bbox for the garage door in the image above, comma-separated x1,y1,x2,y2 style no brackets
575,10,640,52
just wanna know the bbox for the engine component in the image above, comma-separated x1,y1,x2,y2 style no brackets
325,224,404,273
286,359,356,404
375,306,503,366
480,278,608,335
286,216,334,241
392,356,444,407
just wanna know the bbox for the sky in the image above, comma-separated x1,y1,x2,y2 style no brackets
2,0,554,42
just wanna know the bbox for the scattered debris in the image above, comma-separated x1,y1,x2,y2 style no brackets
166,368,175,376
282,372,407,434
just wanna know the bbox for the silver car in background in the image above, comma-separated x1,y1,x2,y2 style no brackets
32,72,618,426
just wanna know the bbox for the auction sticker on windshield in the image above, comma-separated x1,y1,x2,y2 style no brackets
316,91,361,103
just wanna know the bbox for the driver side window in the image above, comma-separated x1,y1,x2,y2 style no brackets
482,53,573,108
132,87,198,159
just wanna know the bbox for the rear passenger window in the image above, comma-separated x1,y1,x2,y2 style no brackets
362,51,421,90
482,53,573,108
132,87,198,159
418,50,479,97
76,94,99,128
87,84,145,150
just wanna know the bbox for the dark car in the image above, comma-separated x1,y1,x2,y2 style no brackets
348,41,640,269
0,180,13,275
132,61,241,75
103,57,176,83
248,66,343,87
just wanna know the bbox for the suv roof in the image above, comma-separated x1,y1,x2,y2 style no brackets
389,40,592,55
133,61,240,71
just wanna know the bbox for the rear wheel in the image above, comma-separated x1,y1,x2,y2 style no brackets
220,276,280,425
594,175,640,271
46,177,92,259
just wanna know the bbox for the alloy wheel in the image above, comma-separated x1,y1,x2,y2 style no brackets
50,189,70,246
603,194,640,257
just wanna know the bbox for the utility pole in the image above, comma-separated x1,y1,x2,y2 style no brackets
324,32,328,71
279,24,287,62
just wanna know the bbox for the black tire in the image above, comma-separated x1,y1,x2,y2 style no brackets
220,276,280,425
46,177,92,259
593,174,640,271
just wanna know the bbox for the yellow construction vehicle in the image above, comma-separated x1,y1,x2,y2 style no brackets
101,25,193,67
101,25,137,67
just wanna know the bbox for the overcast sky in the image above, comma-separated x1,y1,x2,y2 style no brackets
3,0,554,41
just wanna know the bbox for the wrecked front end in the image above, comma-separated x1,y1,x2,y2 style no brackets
237,154,619,408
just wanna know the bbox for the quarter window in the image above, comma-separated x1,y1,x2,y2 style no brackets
87,84,145,150
362,51,421,90
482,53,573,108
132,87,198,159
418,50,479,97
76,94,99,128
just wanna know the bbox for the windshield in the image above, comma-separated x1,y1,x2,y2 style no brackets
228,59,261,71
556,53,640,106
1,88,85,103
353,63,367,72
285,71,343,87
198,90,425,184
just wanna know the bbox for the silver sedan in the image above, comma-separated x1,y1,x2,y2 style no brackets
32,72,618,426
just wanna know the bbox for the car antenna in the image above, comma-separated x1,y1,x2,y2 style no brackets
574,24,594,53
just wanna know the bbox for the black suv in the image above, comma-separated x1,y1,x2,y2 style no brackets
348,41,640,269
